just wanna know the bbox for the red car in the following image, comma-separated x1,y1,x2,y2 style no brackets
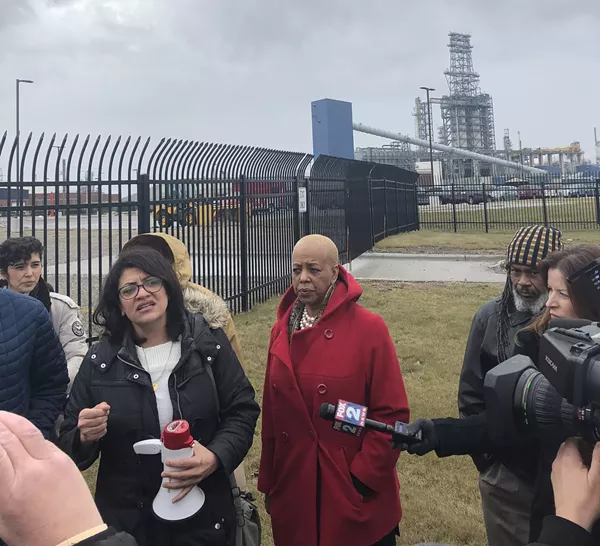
518,184,544,199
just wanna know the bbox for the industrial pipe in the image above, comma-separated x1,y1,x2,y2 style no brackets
353,122,547,175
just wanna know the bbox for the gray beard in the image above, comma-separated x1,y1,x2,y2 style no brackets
512,288,547,316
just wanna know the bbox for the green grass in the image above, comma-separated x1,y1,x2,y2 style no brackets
376,228,600,254
419,197,600,232
84,282,502,545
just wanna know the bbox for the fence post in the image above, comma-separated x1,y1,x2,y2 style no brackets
395,181,400,234
137,173,151,234
304,176,311,235
239,175,249,313
293,176,301,243
482,182,489,233
451,183,457,233
383,178,388,238
595,179,600,227
368,175,375,248
346,225,352,271
414,184,420,231
541,179,548,226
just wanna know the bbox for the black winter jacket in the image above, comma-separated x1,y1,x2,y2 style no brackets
79,527,139,545
0,289,68,439
528,516,596,546
457,296,540,482
59,312,260,546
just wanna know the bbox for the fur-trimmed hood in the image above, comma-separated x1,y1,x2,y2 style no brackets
183,284,229,330
123,232,230,330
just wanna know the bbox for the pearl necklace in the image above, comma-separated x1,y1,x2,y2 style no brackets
300,307,317,330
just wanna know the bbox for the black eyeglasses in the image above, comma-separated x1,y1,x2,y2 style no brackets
118,277,164,300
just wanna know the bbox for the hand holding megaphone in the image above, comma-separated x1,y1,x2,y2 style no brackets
78,402,110,444
162,441,219,503
133,420,216,522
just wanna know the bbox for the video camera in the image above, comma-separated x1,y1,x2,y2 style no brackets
484,258,600,446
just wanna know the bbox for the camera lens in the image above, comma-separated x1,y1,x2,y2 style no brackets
514,368,578,442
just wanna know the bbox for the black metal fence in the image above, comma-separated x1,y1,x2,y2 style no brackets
0,131,418,336
309,155,419,262
418,174,600,232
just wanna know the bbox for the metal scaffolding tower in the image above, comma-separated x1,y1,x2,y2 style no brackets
440,32,496,176
414,98,432,155
414,99,429,142
503,129,512,152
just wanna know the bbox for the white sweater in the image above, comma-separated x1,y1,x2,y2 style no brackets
136,340,181,431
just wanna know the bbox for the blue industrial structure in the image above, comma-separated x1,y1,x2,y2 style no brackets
311,99,354,160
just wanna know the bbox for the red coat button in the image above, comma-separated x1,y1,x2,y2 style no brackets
317,384,327,395
324,329,334,339
282,432,289,443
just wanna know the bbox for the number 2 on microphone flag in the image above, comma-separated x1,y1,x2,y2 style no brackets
336,400,367,428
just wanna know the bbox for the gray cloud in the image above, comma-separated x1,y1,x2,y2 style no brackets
0,0,37,29
0,0,598,163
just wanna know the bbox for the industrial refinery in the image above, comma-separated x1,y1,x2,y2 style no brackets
355,32,592,183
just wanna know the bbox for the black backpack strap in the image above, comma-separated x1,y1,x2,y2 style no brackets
204,357,246,529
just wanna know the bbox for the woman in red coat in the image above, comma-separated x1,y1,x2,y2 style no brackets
258,234,410,546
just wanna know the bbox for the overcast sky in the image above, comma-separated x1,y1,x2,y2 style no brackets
1,0,599,166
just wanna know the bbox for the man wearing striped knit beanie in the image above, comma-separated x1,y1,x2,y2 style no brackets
457,225,562,546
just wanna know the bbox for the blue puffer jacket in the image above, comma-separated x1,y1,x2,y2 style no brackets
0,289,68,439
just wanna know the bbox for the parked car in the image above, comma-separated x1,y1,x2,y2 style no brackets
518,184,545,200
566,183,595,198
439,186,491,205
489,187,518,202
417,190,430,206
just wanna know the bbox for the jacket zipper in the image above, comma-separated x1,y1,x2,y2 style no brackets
117,353,161,424
117,353,162,511
175,378,183,419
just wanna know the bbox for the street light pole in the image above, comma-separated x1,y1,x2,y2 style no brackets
518,131,524,180
15,79,34,184
420,86,436,184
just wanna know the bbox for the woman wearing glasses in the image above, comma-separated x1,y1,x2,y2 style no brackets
60,248,260,546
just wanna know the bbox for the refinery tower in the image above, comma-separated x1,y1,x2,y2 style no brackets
415,32,496,176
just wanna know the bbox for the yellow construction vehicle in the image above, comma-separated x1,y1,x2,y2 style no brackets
153,191,248,228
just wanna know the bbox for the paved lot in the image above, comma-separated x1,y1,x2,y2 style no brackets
345,252,505,283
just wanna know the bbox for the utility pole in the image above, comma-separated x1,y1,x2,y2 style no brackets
518,131,524,180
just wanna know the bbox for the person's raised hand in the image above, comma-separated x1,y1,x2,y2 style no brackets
0,410,103,546
552,438,600,532
78,401,110,444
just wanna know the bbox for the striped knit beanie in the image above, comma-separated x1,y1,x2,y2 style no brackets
506,225,563,267
496,225,563,362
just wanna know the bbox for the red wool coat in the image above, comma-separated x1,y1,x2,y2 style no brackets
258,267,410,546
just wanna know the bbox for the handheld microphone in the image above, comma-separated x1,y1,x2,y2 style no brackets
319,401,422,446
320,400,369,437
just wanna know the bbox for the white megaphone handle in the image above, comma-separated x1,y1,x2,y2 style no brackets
133,439,162,455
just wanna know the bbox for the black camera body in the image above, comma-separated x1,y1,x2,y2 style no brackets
539,323,600,407
484,326,600,447
484,258,600,446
